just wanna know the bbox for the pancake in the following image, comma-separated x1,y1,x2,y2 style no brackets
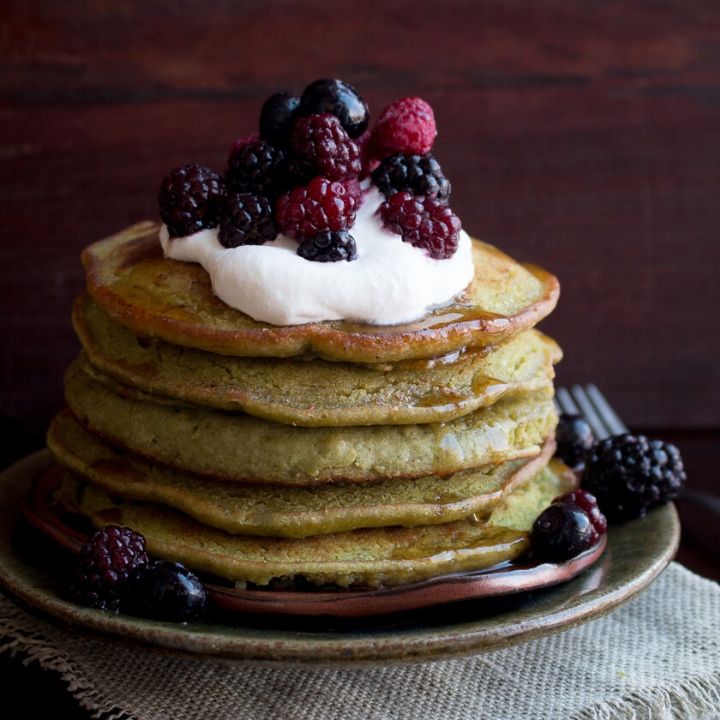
82,222,559,363
55,461,575,587
64,357,558,485
48,408,556,537
74,294,561,427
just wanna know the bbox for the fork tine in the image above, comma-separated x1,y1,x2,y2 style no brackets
586,384,629,435
571,385,612,440
555,387,580,415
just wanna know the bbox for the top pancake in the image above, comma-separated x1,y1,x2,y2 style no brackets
83,222,560,363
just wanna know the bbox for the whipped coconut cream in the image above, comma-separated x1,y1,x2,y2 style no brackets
159,186,474,326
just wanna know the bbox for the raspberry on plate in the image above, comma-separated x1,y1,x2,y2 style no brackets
69,525,149,611
275,177,358,240
291,113,361,182
158,164,226,238
297,230,357,262
582,434,686,521
370,97,437,158
226,139,288,197
379,191,461,259
218,193,278,248
371,153,451,201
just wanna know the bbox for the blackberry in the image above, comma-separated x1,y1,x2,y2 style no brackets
553,489,607,543
298,230,357,262
226,139,288,197
371,153,451,201
69,526,148,611
158,164,226,238
259,91,300,147
218,193,277,248
556,413,595,468
583,434,686,521
531,504,595,562
299,78,369,139
380,191,461,259
275,177,357,240
127,560,207,623
290,113,361,182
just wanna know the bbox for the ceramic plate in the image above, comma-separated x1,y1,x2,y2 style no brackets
0,451,679,664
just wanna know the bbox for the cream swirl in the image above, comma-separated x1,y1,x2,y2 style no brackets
159,186,474,326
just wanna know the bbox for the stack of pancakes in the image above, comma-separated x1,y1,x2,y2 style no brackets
48,222,567,589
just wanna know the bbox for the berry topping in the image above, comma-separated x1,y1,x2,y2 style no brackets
228,132,260,157
379,192,461,259
582,434,686,521
218,193,277,248
553,489,607,543
275,177,358,240
297,229,357,262
370,97,437,157
355,129,379,178
69,526,148,611
290,113,361,182
128,560,207,623
371,153,451,201
158,164,226,238
299,78,369,139
226,139,287,197
555,413,595,468
531,504,595,562
259,92,300,147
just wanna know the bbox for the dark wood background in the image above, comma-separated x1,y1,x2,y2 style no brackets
2,0,720,452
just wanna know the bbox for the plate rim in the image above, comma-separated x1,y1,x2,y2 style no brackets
0,450,680,665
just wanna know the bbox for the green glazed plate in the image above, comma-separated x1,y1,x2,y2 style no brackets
0,451,679,665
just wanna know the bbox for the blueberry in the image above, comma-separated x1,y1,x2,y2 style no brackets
531,503,595,562
555,413,594,468
259,92,300,147
128,560,207,622
299,79,369,138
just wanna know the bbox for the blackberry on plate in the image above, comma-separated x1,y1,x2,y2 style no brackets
127,560,207,623
158,164,226,238
583,434,686,521
218,193,277,248
553,489,607,543
69,526,148,611
259,91,300,147
299,78,369,139
379,191,461,259
297,229,357,262
371,153,451,201
226,139,287,197
531,503,595,562
275,177,357,240
290,113,361,182
370,96,437,157
555,413,595,468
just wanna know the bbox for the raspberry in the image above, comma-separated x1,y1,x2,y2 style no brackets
583,434,686,521
531,504,595,562
553,489,607,543
228,132,260,157
226,139,287,197
126,560,207,623
158,164,226,238
370,97,437,157
218,193,277,247
299,78,369,139
555,413,595,468
355,129,379,178
259,92,300,147
69,526,148,611
297,230,357,262
290,113,361,182
275,177,357,240
342,177,363,207
380,192,461,259
371,153,451,201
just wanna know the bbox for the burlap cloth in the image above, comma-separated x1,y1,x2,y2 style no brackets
1,562,718,720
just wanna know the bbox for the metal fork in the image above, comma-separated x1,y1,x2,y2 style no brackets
555,384,720,516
